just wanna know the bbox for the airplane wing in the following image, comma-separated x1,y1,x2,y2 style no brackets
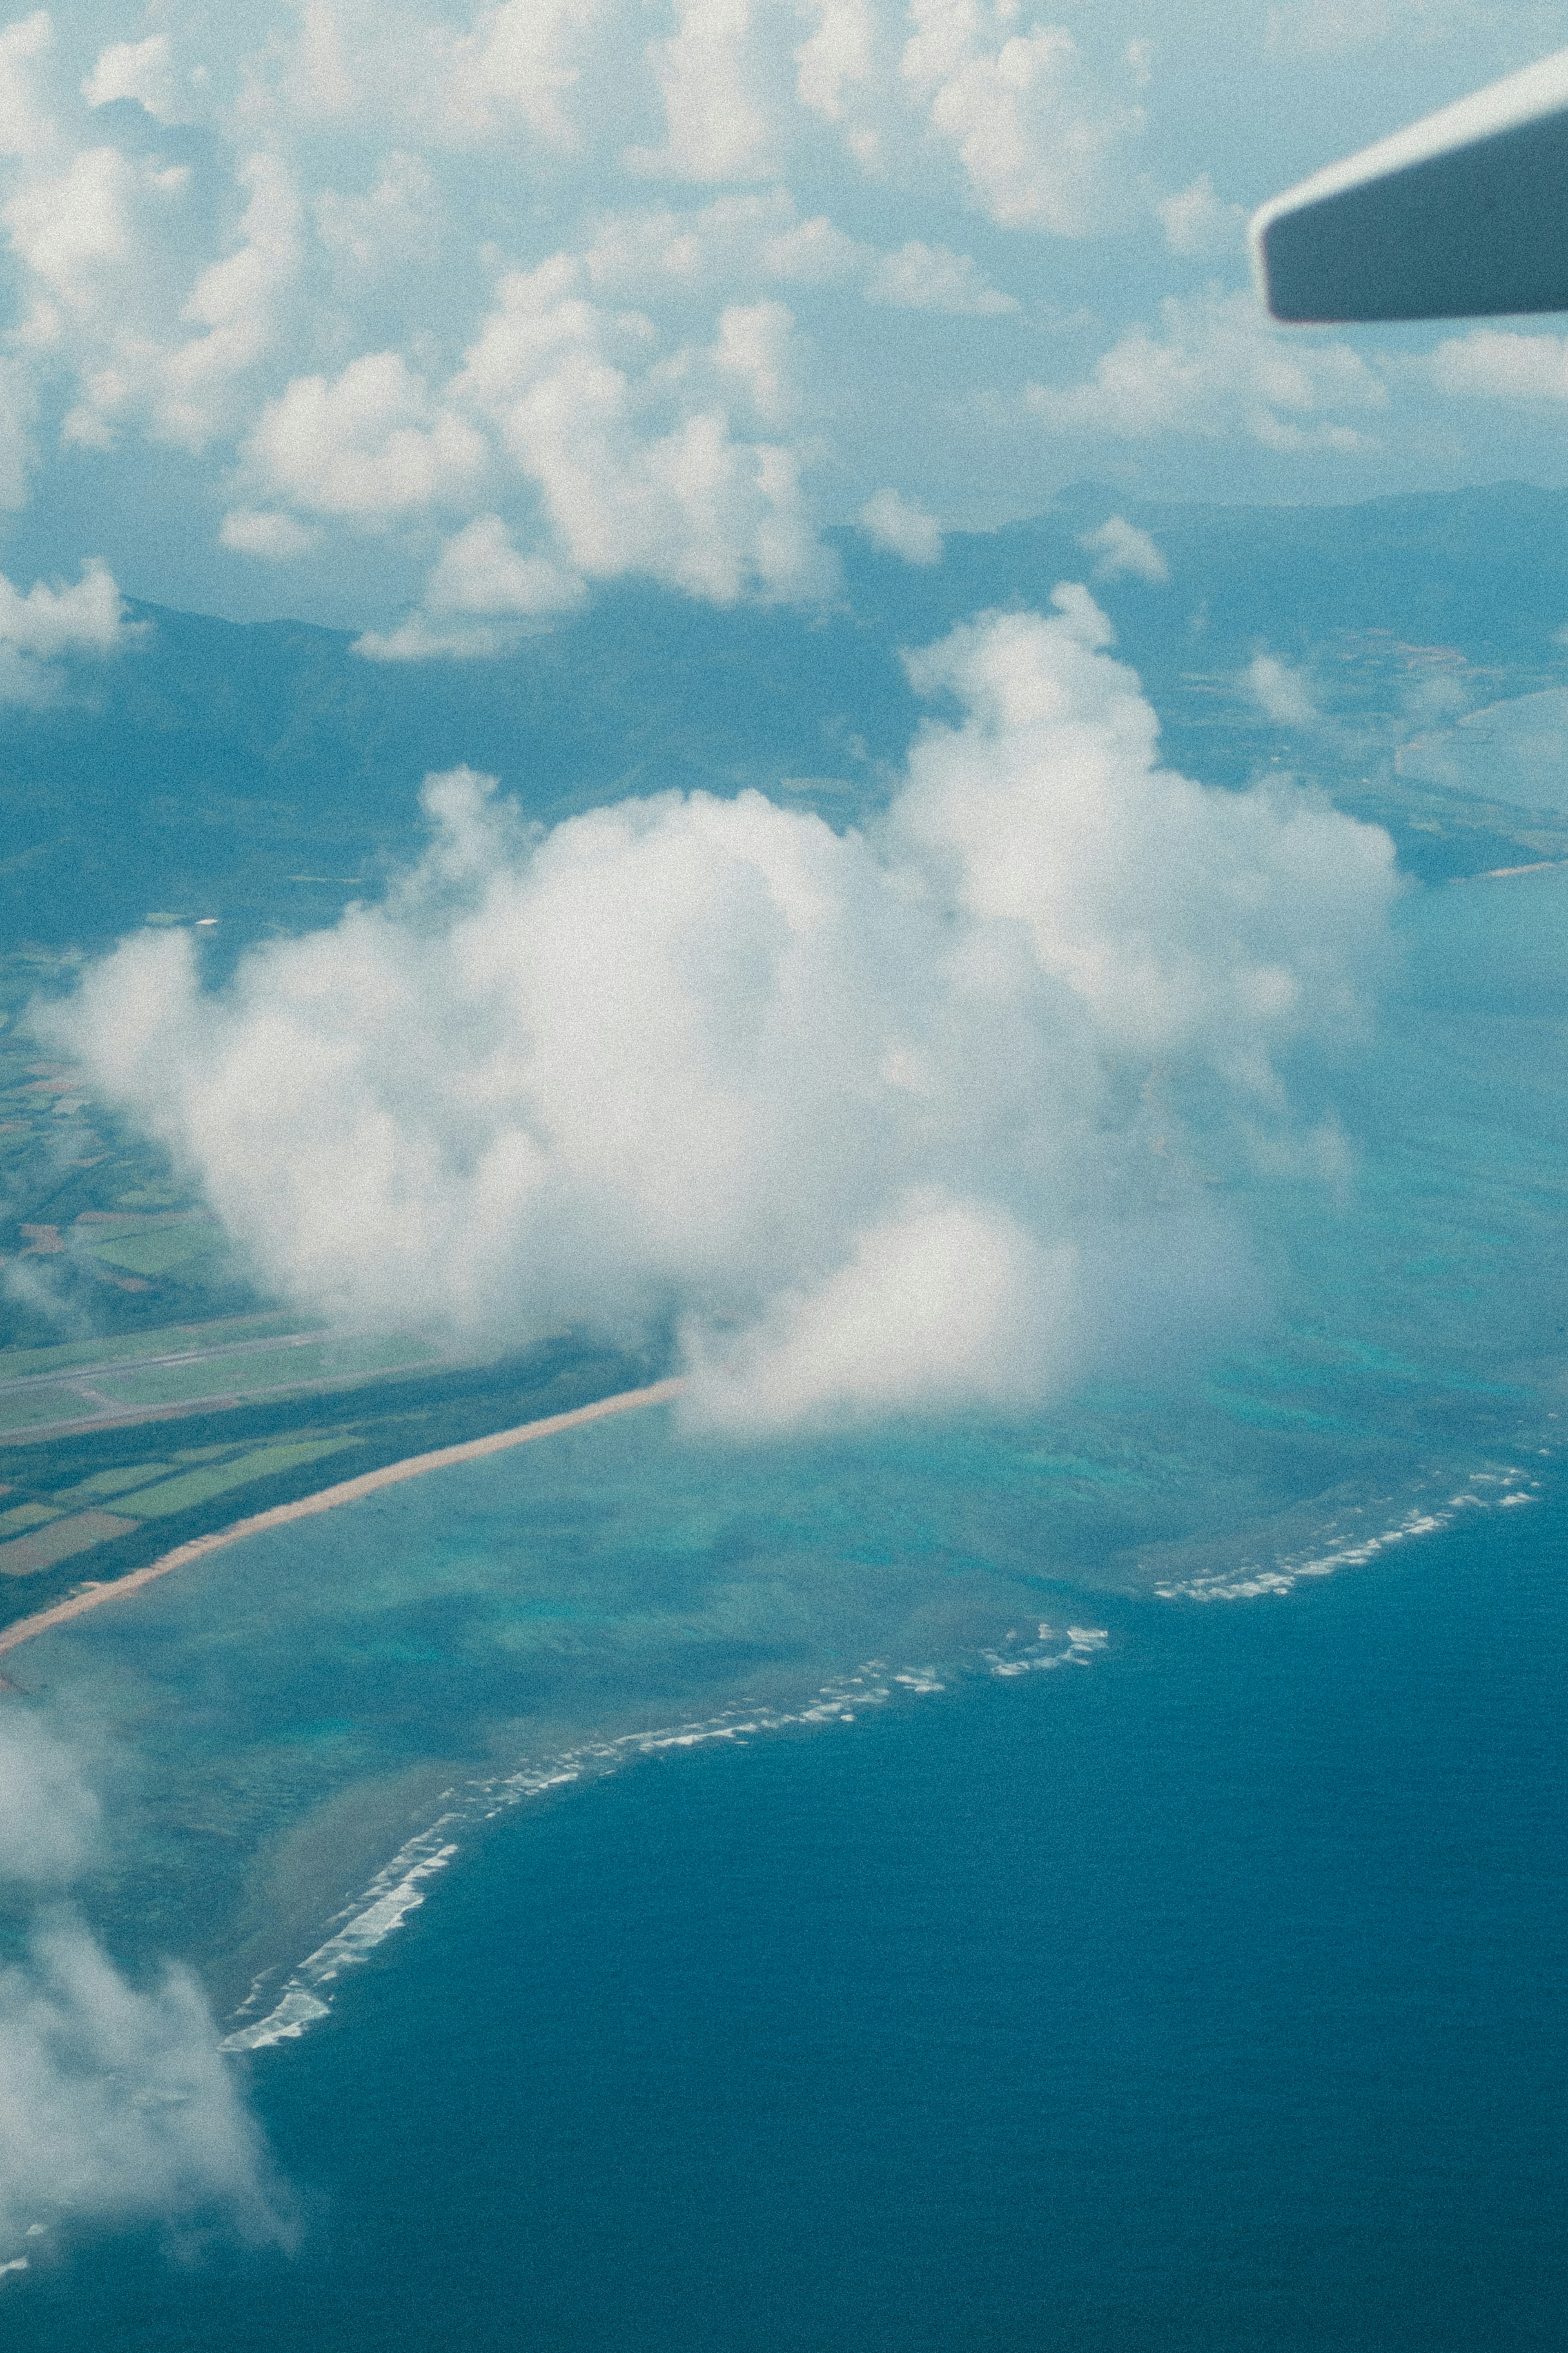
1251,48,1568,323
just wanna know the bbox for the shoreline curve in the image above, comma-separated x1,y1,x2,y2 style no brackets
0,1376,687,1664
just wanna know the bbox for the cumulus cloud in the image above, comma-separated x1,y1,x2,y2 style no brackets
0,1709,290,2276
423,512,587,615
314,150,441,276
900,0,1145,233
1076,514,1167,584
628,0,779,182
48,590,1396,1428
1155,172,1244,259
243,350,489,521
864,239,1017,314
0,10,60,162
0,0,1492,630
449,263,833,603
356,513,587,658
1246,651,1318,728
577,188,1012,320
895,592,1391,1081
1428,328,1568,402
1025,288,1388,452
82,34,189,124
859,486,942,562
0,558,141,701
794,0,876,128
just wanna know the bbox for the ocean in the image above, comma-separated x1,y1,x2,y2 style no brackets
12,1484,1568,2351
4,861,1568,2342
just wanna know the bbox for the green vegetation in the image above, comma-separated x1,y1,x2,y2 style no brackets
0,1330,666,1631
119,1438,361,1520
0,1501,60,1533
90,1224,224,1278
53,1461,190,1501
0,1509,140,1579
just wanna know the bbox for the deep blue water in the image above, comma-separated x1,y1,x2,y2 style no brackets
17,1490,1567,2352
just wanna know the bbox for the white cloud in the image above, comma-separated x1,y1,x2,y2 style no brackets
0,1714,98,1883
579,187,854,296
0,359,37,509
0,558,141,702
82,35,188,125
261,0,601,148
3,144,187,330
707,295,798,424
896,591,1394,1083
314,149,440,275
1246,651,1318,727
577,189,1008,318
218,508,322,560
424,512,586,613
0,1920,290,2269
794,0,875,125
1429,328,1568,403
690,1193,1077,1425
0,11,58,162
0,0,1516,630
244,350,490,520
1155,172,1244,258
760,206,864,282
859,485,942,562
27,146,303,457
50,591,1396,1426
864,239,1017,313
354,512,586,657
0,1711,290,2271
453,263,833,601
447,0,599,150
900,0,1145,233
1076,514,1167,583
1026,288,1388,451
629,0,777,182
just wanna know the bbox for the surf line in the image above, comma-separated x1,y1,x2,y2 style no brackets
0,1376,687,1662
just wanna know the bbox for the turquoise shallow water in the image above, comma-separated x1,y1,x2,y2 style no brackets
4,866,1568,2329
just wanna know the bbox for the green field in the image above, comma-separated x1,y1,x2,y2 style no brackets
0,1508,140,1577
90,1224,225,1277
53,1460,200,1502
118,1437,362,1519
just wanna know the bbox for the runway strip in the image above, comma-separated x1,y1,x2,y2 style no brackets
0,1376,687,1662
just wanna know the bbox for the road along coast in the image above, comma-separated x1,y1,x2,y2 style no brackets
0,1376,687,1663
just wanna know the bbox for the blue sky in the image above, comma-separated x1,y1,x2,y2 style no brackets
2,1,1568,635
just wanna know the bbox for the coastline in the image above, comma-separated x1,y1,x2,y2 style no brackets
0,1376,687,1664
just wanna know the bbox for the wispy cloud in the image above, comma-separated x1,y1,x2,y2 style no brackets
0,1711,292,2278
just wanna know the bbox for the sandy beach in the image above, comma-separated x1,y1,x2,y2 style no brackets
0,1376,686,1664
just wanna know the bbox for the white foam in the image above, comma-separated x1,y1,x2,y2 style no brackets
983,1625,1107,1677
220,1827,463,2052
1152,1467,1544,1602
220,1658,966,2053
